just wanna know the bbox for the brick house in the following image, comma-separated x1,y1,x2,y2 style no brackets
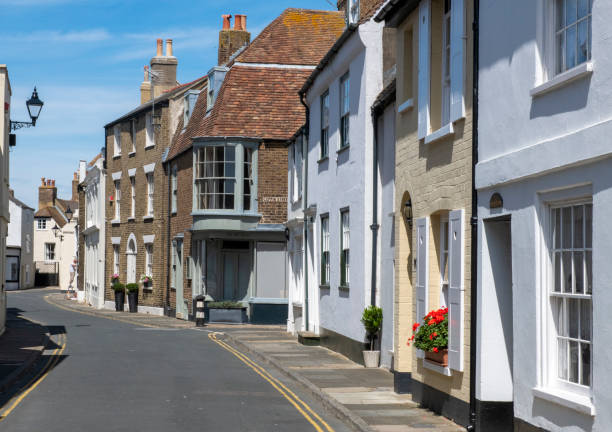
103,39,206,314
163,9,345,323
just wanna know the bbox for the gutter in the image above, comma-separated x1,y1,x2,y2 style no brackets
299,92,310,331
467,0,479,430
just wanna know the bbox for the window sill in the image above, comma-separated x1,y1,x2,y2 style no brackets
128,151,136,157
142,286,153,292
422,359,452,376
530,61,593,97
127,217,135,222
338,285,349,291
144,144,155,150
171,211,177,216
143,216,154,221
317,156,329,164
319,284,330,290
397,98,414,114
113,154,121,160
532,387,595,416
111,219,120,225
424,123,454,145
336,145,350,155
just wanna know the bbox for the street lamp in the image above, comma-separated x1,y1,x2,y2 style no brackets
10,87,44,131
65,207,73,222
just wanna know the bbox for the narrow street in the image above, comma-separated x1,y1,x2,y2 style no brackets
1,289,350,432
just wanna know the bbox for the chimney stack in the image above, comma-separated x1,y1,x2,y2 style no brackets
38,177,57,210
72,172,79,202
218,13,250,66
140,66,152,103
150,38,178,98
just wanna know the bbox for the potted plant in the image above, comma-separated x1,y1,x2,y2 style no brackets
408,307,449,366
110,273,120,284
207,301,248,323
140,274,153,289
126,283,139,313
112,282,125,311
361,305,383,368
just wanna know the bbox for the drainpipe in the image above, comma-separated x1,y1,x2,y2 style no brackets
299,92,310,331
370,111,380,307
165,160,172,315
467,0,479,430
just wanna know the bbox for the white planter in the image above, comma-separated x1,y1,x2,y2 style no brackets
363,350,380,368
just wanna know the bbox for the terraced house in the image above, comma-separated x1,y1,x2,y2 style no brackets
376,0,475,427
163,9,345,323
103,39,206,314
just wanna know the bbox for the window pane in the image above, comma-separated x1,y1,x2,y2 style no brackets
566,24,577,69
574,251,584,293
588,16,592,60
585,204,592,248
558,338,568,380
581,343,591,386
569,340,579,383
562,207,571,248
556,0,565,30
569,299,579,338
552,209,559,247
580,299,591,340
555,298,566,336
577,19,588,64
225,194,234,210
554,252,562,292
566,0,577,26
585,251,592,294
562,251,572,292
573,205,583,248
577,0,589,18
556,33,565,73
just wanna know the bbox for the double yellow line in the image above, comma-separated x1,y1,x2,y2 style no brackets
0,332,67,421
208,333,334,432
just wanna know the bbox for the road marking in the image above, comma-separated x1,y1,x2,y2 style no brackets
43,294,161,328
208,333,334,432
0,332,67,421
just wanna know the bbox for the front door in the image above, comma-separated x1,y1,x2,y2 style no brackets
222,252,249,301
174,239,187,319
5,255,20,291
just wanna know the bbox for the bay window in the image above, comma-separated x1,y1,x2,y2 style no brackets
550,203,592,389
194,142,257,212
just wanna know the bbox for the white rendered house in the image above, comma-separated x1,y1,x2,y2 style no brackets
0,65,11,335
80,156,105,308
292,0,396,368
6,191,34,290
476,0,609,430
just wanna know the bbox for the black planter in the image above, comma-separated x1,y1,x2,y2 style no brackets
127,291,138,313
208,308,248,323
114,291,125,311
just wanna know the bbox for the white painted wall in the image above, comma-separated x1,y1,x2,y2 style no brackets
0,65,11,335
305,20,390,351
33,215,77,291
6,197,34,290
478,1,612,429
82,158,105,308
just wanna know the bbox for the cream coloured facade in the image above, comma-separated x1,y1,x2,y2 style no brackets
376,0,474,427
0,65,11,335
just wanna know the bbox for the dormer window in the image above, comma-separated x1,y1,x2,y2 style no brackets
207,74,215,113
206,66,228,113
348,0,360,24
184,90,200,126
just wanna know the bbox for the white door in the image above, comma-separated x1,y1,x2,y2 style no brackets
127,237,137,284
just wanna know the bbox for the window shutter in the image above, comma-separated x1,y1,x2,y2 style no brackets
417,0,431,139
415,217,429,358
450,0,465,122
448,209,465,371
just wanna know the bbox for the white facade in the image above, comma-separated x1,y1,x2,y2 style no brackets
0,65,11,335
297,18,395,367
477,0,609,430
6,194,34,290
81,157,105,308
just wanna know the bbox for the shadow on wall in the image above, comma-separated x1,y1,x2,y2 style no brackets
531,397,594,431
529,76,591,119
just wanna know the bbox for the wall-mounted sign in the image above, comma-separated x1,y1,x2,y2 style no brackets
490,192,503,209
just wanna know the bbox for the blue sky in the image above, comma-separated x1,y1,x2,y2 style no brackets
0,0,335,208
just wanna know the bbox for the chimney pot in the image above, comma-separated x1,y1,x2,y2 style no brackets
156,38,163,56
235,14,247,31
144,65,149,81
41,177,45,186
166,39,173,57
222,14,232,30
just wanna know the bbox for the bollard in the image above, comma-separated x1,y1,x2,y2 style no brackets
195,295,206,327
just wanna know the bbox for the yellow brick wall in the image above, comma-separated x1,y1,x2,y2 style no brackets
393,0,473,404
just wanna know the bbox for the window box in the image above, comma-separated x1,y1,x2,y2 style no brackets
207,307,248,324
425,348,448,367
530,61,593,97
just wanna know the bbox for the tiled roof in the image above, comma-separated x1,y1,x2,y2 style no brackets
360,0,386,24
56,198,77,213
236,8,345,65
162,75,207,94
88,153,102,167
34,206,68,228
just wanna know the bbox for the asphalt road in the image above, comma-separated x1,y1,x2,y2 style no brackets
2,289,350,432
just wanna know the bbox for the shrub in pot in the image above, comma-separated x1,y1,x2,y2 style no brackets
112,282,125,311
126,283,139,313
361,305,383,368
408,307,449,366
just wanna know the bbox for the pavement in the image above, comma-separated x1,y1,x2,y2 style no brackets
41,290,463,432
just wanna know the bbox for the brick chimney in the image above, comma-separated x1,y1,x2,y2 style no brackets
150,38,178,98
38,177,57,210
140,65,152,104
218,14,250,66
72,172,79,201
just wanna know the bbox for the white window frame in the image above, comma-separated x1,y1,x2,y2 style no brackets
37,218,47,230
114,180,121,221
113,244,120,275
113,125,121,156
130,176,136,219
339,73,350,149
340,209,350,288
171,164,178,213
441,0,452,126
553,0,592,76
44,242,56,261
320,215,330,286
145,113,154,148
130,119,136,153
320,90,330,159
440,216,450,307
145,243,153,277
146,173,154,217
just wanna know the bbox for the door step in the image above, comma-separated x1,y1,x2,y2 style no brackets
298,331,321,346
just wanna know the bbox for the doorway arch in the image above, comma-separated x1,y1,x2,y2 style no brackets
126,233,137,284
